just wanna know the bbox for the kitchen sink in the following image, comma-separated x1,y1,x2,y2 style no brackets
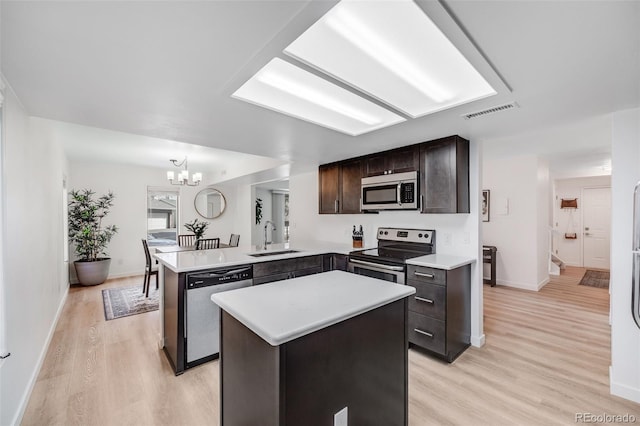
248,250,301,257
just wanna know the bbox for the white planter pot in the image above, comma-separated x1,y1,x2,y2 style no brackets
74,258,111,285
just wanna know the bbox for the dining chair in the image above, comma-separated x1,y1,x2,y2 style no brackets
196,238,220,250
229,234,240,247
141,239,159,297
178,234,196,247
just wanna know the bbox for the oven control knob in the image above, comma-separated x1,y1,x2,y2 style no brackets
384,231,388,235
418,233,423,238
379,230,383,235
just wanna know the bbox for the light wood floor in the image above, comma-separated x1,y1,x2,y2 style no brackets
22,267,639,425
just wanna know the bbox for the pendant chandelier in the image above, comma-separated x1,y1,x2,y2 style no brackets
166,157,202,186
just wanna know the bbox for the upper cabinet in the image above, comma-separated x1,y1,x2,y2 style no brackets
318,164,340,214
319,158,363,214
363,145,420,177
420,136,469,214
318,135,469,215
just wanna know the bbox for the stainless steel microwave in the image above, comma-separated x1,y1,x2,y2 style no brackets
361,171,418,211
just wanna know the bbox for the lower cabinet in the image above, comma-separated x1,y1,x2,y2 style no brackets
253,255,324,285
323,253,348,272
406,263,471,362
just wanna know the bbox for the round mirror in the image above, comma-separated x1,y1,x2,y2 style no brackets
194,188,226,219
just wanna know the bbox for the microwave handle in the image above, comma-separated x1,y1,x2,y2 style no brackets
397,184,402,206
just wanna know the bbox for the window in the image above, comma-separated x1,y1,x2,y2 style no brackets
146,189,179,246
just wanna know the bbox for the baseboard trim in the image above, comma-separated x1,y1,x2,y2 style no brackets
69,271,144,285
610,367,640,403
537,277,550,290
495,279,541,292
471,333,486,348
11,286,69,426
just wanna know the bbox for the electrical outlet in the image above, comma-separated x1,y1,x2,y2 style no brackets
334,407,348,426
462,232,471,245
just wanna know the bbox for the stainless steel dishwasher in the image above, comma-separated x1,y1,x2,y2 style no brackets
185,265,253,368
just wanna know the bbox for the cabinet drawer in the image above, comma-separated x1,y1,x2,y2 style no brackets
252,272,290,286
292,266,323,279
406,282,445,320
407,265,446,285
253,255,323,277
408,312,445,355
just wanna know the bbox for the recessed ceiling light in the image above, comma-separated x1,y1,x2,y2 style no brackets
284,0,497,118
232,58,405,136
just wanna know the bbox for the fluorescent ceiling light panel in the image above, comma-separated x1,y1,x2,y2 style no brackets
284,0,497,118
232,58,405,136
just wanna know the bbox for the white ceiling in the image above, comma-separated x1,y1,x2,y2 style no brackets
2,1,639,169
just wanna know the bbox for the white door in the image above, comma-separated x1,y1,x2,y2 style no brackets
583,187,611,269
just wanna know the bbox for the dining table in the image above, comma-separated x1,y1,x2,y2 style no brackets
155,243,230,254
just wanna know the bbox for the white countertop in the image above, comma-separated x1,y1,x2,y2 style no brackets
406,253,476,270
211,270,415,346
153,241,362,273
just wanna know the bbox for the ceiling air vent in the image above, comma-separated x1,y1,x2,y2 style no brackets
462,102,519,120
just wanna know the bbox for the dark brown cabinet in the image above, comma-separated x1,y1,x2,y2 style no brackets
318,135,469,215
323,253,348,272
420,136,469,213
318,164,340,214
253,255,323,285
318,159,362,214
363,145,419,177
406,263,470,362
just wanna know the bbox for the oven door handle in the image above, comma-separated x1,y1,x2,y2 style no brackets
349,258,405,272
397,183,402,206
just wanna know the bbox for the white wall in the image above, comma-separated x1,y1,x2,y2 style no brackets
0,93,68,424
536,159,550,285
553,175,611,266
68,160,241,279
610,107,640,403
289,139,485,347
482,155,550,290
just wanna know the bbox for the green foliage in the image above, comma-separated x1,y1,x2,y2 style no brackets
68,189,118,262
184,218,210,240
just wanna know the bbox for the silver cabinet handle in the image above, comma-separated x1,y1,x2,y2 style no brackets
415,296,434,304
349,258,405,271
420,195,424,212
414,271,435,279
414,328,433,338
334,200,338,213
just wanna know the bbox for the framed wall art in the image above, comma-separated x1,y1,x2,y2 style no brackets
482,190,490,222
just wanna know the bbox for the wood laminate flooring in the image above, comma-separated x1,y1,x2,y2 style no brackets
22,267,639,425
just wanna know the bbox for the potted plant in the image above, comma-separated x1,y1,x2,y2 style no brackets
184,218,210,240
68,189,118,285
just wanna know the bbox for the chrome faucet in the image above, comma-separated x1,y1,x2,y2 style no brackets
264,220,276,250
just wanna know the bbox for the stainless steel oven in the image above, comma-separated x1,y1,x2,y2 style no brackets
361,171,418,211
348,228,435,284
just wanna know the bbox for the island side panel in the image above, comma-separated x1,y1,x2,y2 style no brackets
284,299,408,426
445,264,471,362
220,310,283,426
162,268,185,374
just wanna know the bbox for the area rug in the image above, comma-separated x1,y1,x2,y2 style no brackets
102,285,159,321
578,270,610,289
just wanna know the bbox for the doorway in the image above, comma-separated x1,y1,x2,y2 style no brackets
582,187,611,269
251,179,289,246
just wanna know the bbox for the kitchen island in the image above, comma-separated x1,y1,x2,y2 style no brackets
212,270,415,426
